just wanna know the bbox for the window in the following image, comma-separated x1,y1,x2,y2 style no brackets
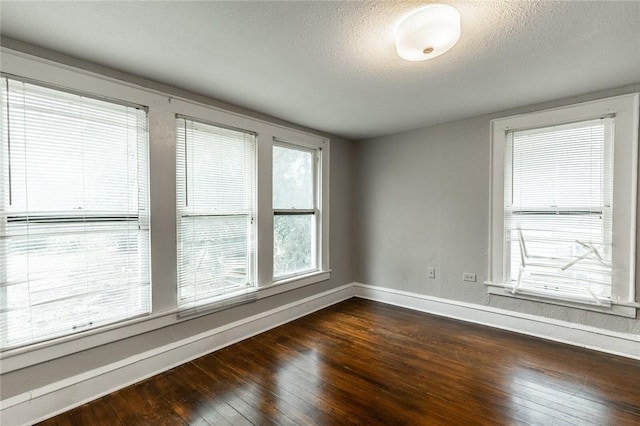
0,77,150,349
506,118,614,303
0,52,330,369
488,94,638,317
176,117,256,315
273,142,320,280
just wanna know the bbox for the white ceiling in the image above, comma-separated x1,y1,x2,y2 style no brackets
1,1,639,140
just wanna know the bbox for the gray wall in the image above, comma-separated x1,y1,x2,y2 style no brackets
1,36,638,404
0,40,355,399
2,136,354,399
354,83,640,335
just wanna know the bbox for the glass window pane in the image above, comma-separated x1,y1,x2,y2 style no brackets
183,122,254,212
273,145,314,209
504,118,614,303
274,214,315,278
178,215,252,305
511,120,608,209
4,81,144,213
1,78,150,349
2,222,150,347
176,118,256,313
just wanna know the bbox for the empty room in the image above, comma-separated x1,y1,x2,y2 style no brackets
0,1,639,425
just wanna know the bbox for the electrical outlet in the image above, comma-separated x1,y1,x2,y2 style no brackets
462,273,477,282
428,267,436,279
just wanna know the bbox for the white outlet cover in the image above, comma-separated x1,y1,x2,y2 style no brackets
463,273,477,282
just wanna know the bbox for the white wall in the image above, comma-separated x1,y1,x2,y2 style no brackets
354,83,640,336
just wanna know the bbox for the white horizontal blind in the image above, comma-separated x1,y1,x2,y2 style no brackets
0,77,150,350
176,117,256,315
504,117,614,305
273,142,318,279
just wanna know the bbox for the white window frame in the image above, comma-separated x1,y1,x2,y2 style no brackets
272,139,321,281
487,94,639,318
0,48,330,371
0,75,152,350
270,134,330,288
171,108,331,297
175,116,258,317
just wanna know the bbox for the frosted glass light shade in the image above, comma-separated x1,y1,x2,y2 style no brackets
395,4,461,61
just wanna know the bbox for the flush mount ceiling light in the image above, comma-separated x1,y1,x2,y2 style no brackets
395,4,461,61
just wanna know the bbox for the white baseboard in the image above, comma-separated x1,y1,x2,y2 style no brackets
3,281,638,426
1,283,355,426
353,283,640,361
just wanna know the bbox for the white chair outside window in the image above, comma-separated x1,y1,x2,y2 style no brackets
513,229,611,305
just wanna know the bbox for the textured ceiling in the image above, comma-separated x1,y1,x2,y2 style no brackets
1,1,639,140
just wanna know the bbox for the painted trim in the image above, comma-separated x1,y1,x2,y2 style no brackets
3,282,639,425
0,269,332,373
488,94,639,304
0,284,355,426
0,47,328,139
485,282,637,318
259,270,332,299
0,48,333,373
353,283,640,361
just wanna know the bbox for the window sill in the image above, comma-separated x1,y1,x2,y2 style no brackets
258,270,332,299
0,308,179,372
485,282,637,319
1,271,332,373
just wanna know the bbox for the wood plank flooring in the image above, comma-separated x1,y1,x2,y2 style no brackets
39,298,640,425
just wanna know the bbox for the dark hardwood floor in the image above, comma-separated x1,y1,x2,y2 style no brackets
39,298,640,425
